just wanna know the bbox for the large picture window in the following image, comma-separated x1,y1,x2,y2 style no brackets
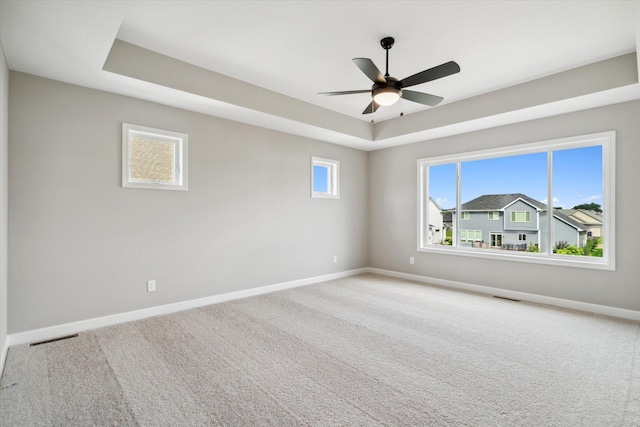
418,132,615,270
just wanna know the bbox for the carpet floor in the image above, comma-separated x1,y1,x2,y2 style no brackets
1,273,639,426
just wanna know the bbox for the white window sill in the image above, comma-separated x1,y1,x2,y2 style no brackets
417,245,614,271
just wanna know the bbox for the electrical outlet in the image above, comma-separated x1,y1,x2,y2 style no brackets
333,255,338,264
147,280,156,292
410,257,415,265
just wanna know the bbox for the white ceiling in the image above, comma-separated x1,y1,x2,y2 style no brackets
1,1,639,150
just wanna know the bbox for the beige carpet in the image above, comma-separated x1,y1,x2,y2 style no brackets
1,273,639,426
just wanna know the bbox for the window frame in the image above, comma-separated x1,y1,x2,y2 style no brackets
488,211,500,220
460,229,482,243
511,211,531,222
311,157,340,199
122,123,188,191
417,131,615,270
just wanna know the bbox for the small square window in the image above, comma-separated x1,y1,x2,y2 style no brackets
311,157,339,199
461,211,470,220
488,211,499,220
518,233,527,241
123,123,188,191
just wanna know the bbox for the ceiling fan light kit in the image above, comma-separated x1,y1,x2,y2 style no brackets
373,85,401,106
319,36,460,115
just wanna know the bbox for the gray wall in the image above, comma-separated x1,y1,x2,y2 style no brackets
369,100,640,311
0,42,8,360
8,72,368,333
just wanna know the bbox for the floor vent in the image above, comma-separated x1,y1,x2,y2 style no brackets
493,295,521,302
30,334,79,347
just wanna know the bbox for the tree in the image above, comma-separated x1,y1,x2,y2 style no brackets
573,203,602,213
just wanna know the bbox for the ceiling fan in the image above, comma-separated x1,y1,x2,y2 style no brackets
319,37,460,115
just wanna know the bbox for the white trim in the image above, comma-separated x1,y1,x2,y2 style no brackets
0,336,8,377
122,123,189,191
311,156,340,199
5,265,637,367
8,268,367,347
503,197,542,211
418,244,612,270
367,267,640,321
417,131,615,270
510,210,531,223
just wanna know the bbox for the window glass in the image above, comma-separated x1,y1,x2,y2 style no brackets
552,145,603,257
426,163,456,246
311,157,339,199
418,132,614,270
122,123,188,191
511,211,531,222
313,165,329,193
460,153,547,213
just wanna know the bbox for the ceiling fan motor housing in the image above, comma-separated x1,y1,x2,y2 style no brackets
380,37,395,50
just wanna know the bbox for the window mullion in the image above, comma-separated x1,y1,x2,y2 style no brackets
547,150,553,255
455,161,461,248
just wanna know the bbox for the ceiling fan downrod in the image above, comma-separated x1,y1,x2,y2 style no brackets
380,37,394,77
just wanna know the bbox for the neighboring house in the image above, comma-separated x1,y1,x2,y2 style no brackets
545,210,588,249
442,210,453,230
451,193,586,252
427,198,444,245
557,209,603,240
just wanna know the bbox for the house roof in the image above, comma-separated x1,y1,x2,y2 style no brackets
428,197,443,211
552,211,586,231
461,193,546,211
460,193,585,231
557,209,604,224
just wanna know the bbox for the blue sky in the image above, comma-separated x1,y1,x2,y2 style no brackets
429,146,603,210
313,165,328,192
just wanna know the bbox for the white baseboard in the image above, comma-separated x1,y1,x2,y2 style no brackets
8,268,368,347
367,267,640,321
0,336,8,377
6,266,638,352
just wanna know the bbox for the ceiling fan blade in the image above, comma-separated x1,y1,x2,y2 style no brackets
399,61,460,88
402,90,444,107
362,100,380,115
353,58,386,84
318,89,371,96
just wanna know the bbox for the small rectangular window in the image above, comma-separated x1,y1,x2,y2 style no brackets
511,211,531,222
518,233,527,241
461,229,482,242
311,157,339,199
488,212,499,220
461,211,470,220
123,123,188,191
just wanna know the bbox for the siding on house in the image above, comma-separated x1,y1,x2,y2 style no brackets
558,209,603,239
454,193,586,252
504,199,540,232
540,212,583,251
427,198,444,244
